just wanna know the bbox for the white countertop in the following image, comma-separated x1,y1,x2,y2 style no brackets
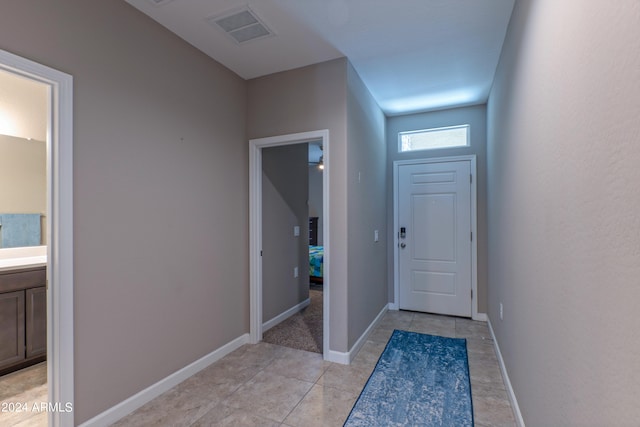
0,246,47,272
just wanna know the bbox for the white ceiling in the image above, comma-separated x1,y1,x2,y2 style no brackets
125,0,515,115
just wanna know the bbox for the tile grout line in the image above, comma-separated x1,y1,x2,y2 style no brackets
189,344,286,426
283,349,333,424
234,344,325,425
278,377,318,426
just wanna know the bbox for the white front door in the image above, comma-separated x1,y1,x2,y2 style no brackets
397,160,472,317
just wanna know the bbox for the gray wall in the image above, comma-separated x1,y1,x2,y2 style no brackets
386,105,488,313
248,58,387,353
247,58,350,351
262,144,309,322
0,1,248,423
346,63,387,348
487,0,640,425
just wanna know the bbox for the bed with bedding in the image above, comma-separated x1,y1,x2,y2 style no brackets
309,245,323,284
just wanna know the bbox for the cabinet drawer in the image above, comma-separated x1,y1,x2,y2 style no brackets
0,268,46,293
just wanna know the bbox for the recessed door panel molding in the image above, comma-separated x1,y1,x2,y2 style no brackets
411,171,456,185
411,193,456,262
412,271,456,295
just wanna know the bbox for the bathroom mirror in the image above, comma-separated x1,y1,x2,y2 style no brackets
0,69,47,249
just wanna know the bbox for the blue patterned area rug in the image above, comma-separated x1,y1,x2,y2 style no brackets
344,330,473,427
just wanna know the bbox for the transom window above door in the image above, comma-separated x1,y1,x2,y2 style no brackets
399,124,470,152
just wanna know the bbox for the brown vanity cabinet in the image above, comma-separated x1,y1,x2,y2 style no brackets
0,266,46,375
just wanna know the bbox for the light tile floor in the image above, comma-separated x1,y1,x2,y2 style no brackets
0,362,48,427
114,311,516,426
0,312,516,426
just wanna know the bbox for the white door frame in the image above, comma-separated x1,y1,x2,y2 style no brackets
392,155,483,321
249,129,330,357
0,49,74,426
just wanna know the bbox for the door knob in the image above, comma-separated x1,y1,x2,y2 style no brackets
400,243,406,248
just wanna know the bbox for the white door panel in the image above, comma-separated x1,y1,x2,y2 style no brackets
398,161,472,317
412,193,456,261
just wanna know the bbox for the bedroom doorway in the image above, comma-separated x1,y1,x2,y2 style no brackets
0,49,74,427
249,130,330,359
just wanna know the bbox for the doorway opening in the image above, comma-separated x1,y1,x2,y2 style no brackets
249,130,330,358
0,49,74,427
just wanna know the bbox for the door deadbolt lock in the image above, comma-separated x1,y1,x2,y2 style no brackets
400,227,406,239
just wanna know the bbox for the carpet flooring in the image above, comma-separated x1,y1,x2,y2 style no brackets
262,289,323,353
344,330,473,427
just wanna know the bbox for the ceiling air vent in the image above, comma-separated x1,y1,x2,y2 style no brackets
146,0,175,6
207,7,274,44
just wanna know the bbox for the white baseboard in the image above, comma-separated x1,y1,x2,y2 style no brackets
388,302,399,310
473,312,488,322
78,333,250,427
262,298,310,332
487,319,526,427
326,304,389,365
325,349,350,364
